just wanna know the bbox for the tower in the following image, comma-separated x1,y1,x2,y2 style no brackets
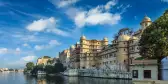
103,37,108,46
140,15,152,30
80,35,86,52
80,35,86,69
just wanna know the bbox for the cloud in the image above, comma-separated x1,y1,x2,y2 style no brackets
105,0,117,10
7,55,37,68
75,12,121,28
23,43,31,48
65,7,81,20
0,47,31,55
15,47,21,55
62,0,130,28
34,40,61,50
49,40,61,45
0,48,8,54
74,12,86,28
26,17,69,36
34,45,44,51
0,2,47,19
12,34,47,42
161,0,168,3
73,1,121,28
21,55,37,62
26,17,56,31
49,0,79,8
16,48,21,52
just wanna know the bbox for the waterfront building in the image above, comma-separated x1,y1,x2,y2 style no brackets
69,42,81,69
59,49,70,68
36,56,53,66
59,15,156,74
0,68,9,72
79,36,108,69
130,59,158,80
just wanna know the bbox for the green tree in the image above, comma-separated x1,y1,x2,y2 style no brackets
47,59,54,65
30,64,45,75
45,65,54,74
43,56,51,58
54,59,64,73
36,64,44,70
139,9,168,79
26,62,34,70
139,9,168,60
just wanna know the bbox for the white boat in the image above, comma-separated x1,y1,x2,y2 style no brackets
37,71,46,75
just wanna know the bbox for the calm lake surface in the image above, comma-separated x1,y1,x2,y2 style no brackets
0,72,132,84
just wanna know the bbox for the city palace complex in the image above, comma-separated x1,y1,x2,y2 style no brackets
59,15,152,69
37,15,168,80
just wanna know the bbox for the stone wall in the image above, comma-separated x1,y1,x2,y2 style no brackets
133,80,168,84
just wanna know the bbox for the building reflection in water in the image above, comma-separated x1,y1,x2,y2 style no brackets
66,77,132,84
37,75,47,84
24,74,132,84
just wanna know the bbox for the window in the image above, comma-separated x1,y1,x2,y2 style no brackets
132,70,138,78
137,47,139,50
144,70,151,78
132,47,134,50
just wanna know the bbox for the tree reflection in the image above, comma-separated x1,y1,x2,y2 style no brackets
24,74,132,84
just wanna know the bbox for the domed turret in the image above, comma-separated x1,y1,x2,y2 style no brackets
142,15,151,22
129,36,138,40
103,37,108,41
70,45,75,49
76,42,80,44
140,15,152,29
80,35,86,40
118,35,131,42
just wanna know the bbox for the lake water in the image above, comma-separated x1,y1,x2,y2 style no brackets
0,72,132,84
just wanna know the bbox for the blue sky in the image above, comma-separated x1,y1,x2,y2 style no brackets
0,0,168,68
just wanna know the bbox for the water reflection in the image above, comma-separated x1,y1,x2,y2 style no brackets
66,77,132,84
0,72,132,84
29,75,132,84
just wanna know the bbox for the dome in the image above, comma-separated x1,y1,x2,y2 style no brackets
80,35,86,39
103,37,108,41
70,45,75,49
76,42,80,44
118,35,131,41
129,36,138,40
142,15,151,22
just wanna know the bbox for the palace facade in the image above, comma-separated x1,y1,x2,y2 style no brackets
59,15,152,70
59,49,70,68
36,56,53,65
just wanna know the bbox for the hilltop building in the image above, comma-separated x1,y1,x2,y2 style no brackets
36,56,53,66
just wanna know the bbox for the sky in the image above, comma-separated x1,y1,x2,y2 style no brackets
0,0,168,68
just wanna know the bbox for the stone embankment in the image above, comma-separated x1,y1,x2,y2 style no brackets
133,80,168,84
64,69,132,79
